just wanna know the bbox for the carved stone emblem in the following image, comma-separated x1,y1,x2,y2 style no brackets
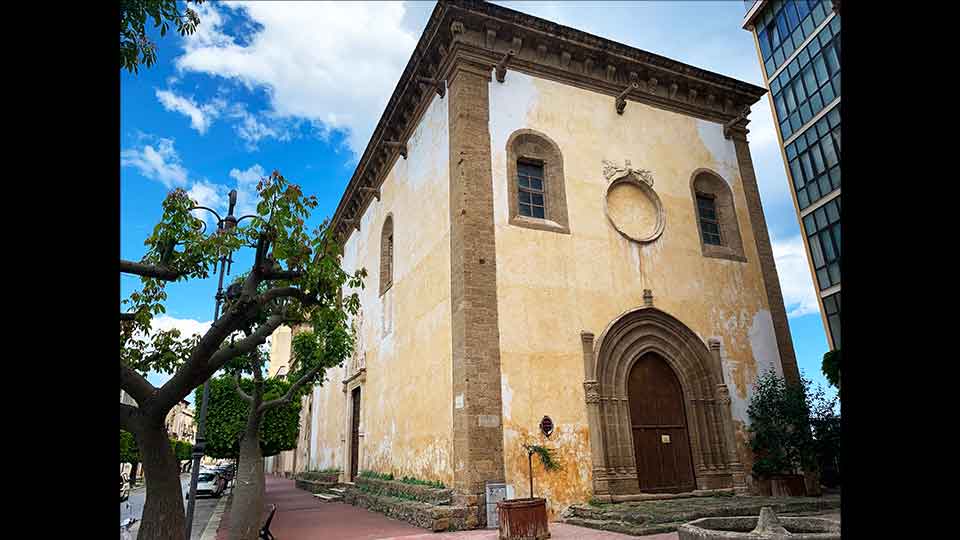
602,159,654,187
602,160,664,243
583,381,601,404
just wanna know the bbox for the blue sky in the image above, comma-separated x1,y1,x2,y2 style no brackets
121,1,834,401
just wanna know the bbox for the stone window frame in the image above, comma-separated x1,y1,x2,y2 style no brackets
379,214,394,296
689,169,746,263
505,129,570,234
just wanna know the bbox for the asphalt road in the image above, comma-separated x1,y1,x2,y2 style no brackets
120,473,224,539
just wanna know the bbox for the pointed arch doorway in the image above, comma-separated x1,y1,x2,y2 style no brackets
628,352,696,493
581,306,748,498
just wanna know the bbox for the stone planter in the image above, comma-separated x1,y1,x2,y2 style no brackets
498,498,549,540
755,474,807,496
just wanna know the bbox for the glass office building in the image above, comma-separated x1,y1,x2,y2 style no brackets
742,0,840,350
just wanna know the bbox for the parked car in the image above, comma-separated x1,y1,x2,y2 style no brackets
189,471,225,498
120,474,131,502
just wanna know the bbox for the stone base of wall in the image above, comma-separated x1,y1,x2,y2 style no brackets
294,478,337,494
342,481,473,532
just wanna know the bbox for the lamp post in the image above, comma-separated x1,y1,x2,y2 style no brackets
184,190,258,539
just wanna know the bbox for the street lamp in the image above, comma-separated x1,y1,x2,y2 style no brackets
184,190,258,540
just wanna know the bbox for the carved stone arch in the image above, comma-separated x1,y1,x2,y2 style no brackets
689,168,746,262
505,128,570,234
582,306,746,498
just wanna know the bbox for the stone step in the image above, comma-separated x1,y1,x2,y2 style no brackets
313,493,342,502
329,487,346,494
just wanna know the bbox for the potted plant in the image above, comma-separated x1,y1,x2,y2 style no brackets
497,443,560,540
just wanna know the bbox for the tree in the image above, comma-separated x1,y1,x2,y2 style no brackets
809,385,841,487
821,348,840,397
120,171,364,540
121,0,204,74
221,321,351,540
746,370,817,478
197,375,303,461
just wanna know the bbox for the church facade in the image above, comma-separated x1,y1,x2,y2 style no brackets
274,0,800,521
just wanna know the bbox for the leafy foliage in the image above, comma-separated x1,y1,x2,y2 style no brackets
359,470,394,481
196,376,303,459
747,370,822,477
523,443,561,471
809,385,841,487
821,348,840,395
120,430,140,464
121,0,204,74
120,430,192,464
173,440,193,462
399,476,446,489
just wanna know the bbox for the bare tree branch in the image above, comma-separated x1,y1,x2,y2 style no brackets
258,286,319,307
258,361,324,414
155,313,283,415
262,269,304,281
121,362,157,406
232,371,253,403
120,259,182,281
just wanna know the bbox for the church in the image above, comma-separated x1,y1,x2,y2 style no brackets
265,0,800,523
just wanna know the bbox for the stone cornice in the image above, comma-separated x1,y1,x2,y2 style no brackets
330,0,767,245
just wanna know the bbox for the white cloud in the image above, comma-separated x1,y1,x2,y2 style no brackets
120,137,189,188
155,89,224,134
176,1,418,156
771,235,821,319
151,315,213,340
228,164,266,216
227,105,290,150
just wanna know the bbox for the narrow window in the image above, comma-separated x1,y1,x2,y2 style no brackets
517,160,545,219
696,193,723,246
379,216,394,295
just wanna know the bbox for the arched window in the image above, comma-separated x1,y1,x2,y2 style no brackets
690,170,746,262
380,215,394,295
506,129,570,234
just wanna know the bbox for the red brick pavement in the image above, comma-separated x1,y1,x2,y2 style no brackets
219,475,838,539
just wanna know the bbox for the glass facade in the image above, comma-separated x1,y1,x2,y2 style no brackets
756,0,833,78
747,0,840,349
770,16,841,140
802,196,840,292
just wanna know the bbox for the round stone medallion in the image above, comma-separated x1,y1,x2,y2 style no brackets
604,176,664,243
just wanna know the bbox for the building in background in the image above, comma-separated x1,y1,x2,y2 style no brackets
742,0,841,349
165,399,196,443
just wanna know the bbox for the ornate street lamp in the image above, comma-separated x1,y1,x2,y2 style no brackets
184,190,259,539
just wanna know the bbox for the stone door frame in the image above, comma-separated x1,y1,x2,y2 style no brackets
581,306,747,497
342,368,366,483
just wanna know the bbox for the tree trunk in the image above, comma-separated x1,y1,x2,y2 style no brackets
229,415,265,540
136,424,186,540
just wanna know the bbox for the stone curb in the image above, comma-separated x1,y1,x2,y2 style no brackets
200,494,230,540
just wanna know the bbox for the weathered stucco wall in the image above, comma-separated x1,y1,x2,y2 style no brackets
307,93,454,486
488,71,783,517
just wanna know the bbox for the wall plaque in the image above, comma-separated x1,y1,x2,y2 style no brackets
540,416,554,438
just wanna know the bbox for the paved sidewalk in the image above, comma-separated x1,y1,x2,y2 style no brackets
247,475,652,539
217,475,837,539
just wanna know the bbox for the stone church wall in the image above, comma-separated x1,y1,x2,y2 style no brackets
307,92,455,486
488,71,784,517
